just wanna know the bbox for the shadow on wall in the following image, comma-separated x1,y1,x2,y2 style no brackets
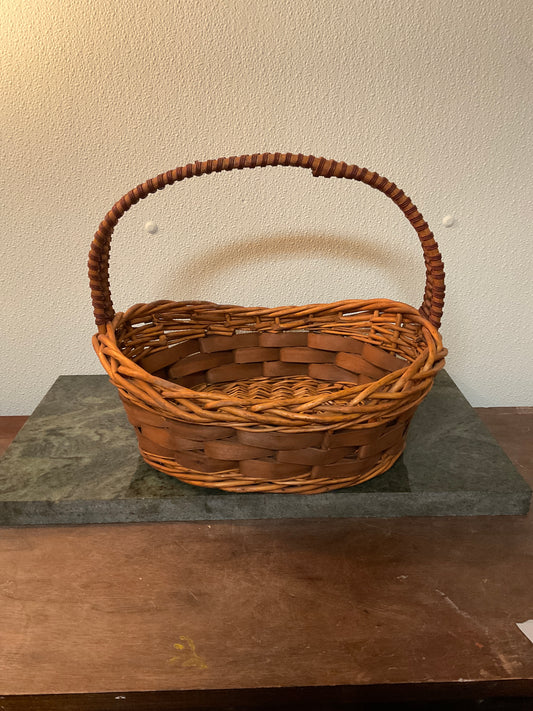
164,231,421,306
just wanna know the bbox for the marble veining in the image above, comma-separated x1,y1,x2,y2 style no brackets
0,372,529,525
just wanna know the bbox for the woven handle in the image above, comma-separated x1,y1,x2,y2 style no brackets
88,152,445,332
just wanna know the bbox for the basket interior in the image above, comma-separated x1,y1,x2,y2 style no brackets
115,301,429,407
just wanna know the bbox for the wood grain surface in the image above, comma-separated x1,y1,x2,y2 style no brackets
0,416,28,457
0,409,532,709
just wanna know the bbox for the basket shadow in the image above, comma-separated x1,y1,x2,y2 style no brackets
163,231,420,306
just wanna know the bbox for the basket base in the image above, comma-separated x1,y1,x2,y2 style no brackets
123,371,415,494
194,374,360,401
139,443,406,494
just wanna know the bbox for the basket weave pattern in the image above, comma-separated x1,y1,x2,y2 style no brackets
89,153,446,494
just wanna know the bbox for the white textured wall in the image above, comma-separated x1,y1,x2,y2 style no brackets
1,0,532,414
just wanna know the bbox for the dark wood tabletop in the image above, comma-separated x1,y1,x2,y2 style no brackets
1,408,532,710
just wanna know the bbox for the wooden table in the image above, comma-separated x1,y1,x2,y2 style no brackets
1,409,532,710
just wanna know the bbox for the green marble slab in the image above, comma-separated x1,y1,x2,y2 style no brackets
0,372,530,525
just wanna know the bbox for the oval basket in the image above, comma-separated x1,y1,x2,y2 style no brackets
89,153,447,494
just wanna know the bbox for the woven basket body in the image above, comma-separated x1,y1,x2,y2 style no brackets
89,153,446,494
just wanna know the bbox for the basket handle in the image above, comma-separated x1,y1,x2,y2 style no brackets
89,152,445,332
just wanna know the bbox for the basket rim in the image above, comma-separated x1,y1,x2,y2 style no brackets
93,297,447,428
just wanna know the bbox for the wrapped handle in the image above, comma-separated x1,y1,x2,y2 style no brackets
88,153,445,332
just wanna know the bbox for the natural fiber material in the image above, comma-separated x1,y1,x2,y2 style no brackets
89,153,446,494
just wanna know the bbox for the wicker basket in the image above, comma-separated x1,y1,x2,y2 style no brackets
89,153,446,494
